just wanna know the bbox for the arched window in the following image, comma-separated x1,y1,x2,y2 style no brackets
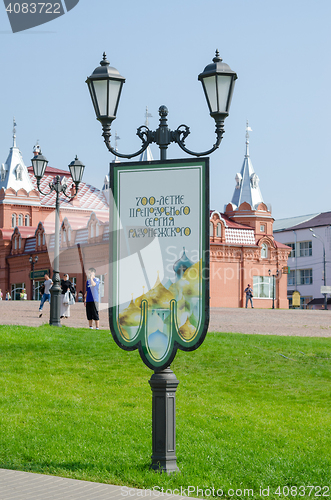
24,215,30,226
261,243,268,259
38,233,41,246
67,228,71,242
1,164,6,181
42,233,46,245
217,223,222,237
209,222,214,237
96,224,99,237
91,224,94,238
14,238,17,250
18,237,21,249
18,214,23,226
12,214,17,228
16,165,23,181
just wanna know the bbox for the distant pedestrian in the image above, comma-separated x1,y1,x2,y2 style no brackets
5,291,11,300
244,284,254,308
0,289,2,300
84,268,100,330
60,274,75,319
39,274,53,318
20,289,27,300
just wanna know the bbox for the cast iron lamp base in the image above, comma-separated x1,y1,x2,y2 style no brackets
149,368,179,474
49,271,62,327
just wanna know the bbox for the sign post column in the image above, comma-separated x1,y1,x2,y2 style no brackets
149,368,179,473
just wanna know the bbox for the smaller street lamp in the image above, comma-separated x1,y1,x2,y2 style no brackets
29,255,39,300
268,269,280,309
31,152,85,326
309,228,327,310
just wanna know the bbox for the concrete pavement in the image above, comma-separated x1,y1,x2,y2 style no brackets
0,468,191,500
1,300,331,337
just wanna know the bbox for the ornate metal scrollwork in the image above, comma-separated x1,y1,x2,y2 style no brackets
101,106,226,160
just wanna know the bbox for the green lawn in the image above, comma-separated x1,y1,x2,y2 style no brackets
0,324,330,499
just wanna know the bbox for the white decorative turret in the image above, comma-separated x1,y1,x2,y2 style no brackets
0,119,34,193
230,122,264,210
139,106,154,162
102,174,110,203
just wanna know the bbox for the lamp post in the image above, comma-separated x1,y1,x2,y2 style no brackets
31,153,85,326
29,254,38,299
268,269,280,309
86,50,237,473
309,228,327,310
86,50,237,160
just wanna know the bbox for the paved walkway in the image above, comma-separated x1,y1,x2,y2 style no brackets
0,468,189,500
1,300,331,337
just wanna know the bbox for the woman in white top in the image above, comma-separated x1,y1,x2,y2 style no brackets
60,274,75,318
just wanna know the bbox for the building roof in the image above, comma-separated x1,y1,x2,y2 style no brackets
287,211,331,231
273,213,319,232
210,210,256,245
218,212,253,230
230,123,264,210
274,212,331,233
274,240,292,249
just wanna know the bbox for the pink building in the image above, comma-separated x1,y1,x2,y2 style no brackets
209,125,290,308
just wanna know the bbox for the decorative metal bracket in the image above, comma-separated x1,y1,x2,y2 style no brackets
36,175,80,200
102,105,225,161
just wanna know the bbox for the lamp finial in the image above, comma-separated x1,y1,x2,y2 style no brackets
100,52,109,66
213,49,222,63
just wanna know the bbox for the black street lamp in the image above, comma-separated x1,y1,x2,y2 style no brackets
86,50,237,474
29,254,38,299
31,152,85,326
310,228,327,310
268,269,280,309
86,50,237,160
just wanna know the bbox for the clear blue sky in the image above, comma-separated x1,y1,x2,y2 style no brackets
0,0,330,220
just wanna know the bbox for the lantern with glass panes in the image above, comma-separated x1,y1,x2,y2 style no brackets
86,50,237,160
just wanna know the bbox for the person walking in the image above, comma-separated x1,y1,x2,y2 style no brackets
84,268,100,330
244,284,254,308
38,274,53,317
60,274,75,319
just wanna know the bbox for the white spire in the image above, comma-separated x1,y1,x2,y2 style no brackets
0,122,34,194
245,120,252,157
145,106,152,127
111,131,121,164
230,122,264,210
139,107,154,162
13,117,17,147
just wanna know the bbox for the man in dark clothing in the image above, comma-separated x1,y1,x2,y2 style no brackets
244,284,254,308
84,268,100,329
